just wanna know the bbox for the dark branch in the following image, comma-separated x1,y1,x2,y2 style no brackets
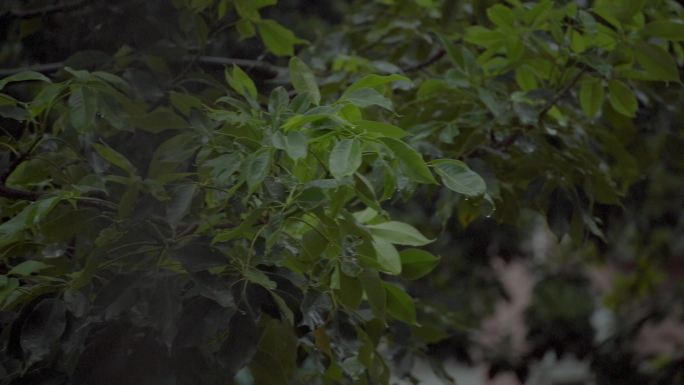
403,49,446,73
0,62,65,77
7,0,86,19
0,184,41,201
0,56,288,78
191,56,288,75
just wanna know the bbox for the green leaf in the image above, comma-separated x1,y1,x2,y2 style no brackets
608,80,637,117
400,248,440,280
380,138,436,184
341,88,393,111
345,74,410,94
92,143,136,175
0,71,51,91
579,76,605,118
270,291,295,325
570,30,587,53
289,57,320,105
169,91,202,116
283,131,308,161
644,21,684,41
257,19,301,56
212,208,265,244
515,65,538,91
245,269,277,290
336,270,363,309
366,221,433,246
329,139,362,179
68,85,97,132
371,238,401,275
383,282,416,325
226,65,257,99
356,120,407,138
244,149,272,194
634,42,680,82
250,318,297,385
9,260,50,276
359,269,385,320
431,159,485,196
166,184,197,226
487,4,515,29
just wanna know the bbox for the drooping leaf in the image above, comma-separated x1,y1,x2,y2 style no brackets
0,71,51,90
371,238,402,275
345,74,410,94
366,221,433,246
432,159,486,197
289,57,320,105
399,248,440,280
166,184,197,226
245,269,277,290
9,260,50,276
608,79,638,117
68,85,97,132
383,282,417,325
92,142,136,175
579,76,605,118
20,298,67,367
244,149,272,194
644,20,684,41
257,19,301,56
380,138,436,184
226,65,258,99
329,139,362,179
359,269,386,320
341,88,393,111
634,42,680,82
356,120,407,138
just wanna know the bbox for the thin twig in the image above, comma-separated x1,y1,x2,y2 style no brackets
1,136,42,184
402,49,446,73
536,68,587,126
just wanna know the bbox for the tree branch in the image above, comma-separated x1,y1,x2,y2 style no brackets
0,184,41,201
191,55,288,75
0,56,288,78
0,62,65,77
7,0,86,19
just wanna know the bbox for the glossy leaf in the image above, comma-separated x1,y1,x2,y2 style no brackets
329,139,362,179
579,76,604,118
432,159,486,197
226,65,257,99
257,19,301,56
400,248,440,280
383,282,417,325
366,221,433,246
289,57,320,105
634,42,680,82
380,138,436,184
608,80,638,117
372,238,402,275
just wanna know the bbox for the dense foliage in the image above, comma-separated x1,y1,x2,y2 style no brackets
1,0,683,384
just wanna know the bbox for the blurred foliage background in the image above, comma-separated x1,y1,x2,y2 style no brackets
1,0,683,384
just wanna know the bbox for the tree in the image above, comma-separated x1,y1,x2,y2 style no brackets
1,0,683,384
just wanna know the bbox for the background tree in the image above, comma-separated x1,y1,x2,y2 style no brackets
1,0,683,384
